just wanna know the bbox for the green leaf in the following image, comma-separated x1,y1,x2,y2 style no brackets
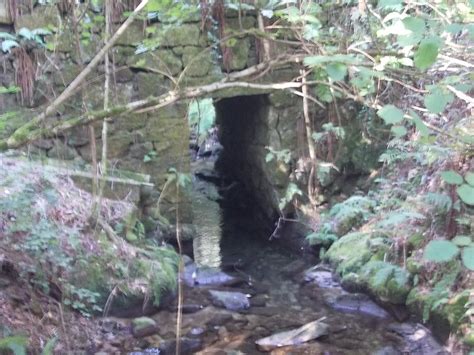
304,54,360,66
424,87,454,114
0,336,28,355
462,247,474,271
403,16,426,35
414,39,439,71
378,0,403,10
452,235,472,247
424,240,459,262
41,337,57,355
325,63,347,81
0,86,20,94
457,184,474,206
440,170,463,185
377,105,404,124
408,110,429,136
465,172,474,186
1,40,19,53
397,16,425,46
0,32,17,40
391,125,407,137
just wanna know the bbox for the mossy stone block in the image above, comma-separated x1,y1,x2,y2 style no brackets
181,46,213,77
129,49,183,76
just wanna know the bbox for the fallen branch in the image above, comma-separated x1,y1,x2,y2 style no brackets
6,0,149,148
2,78,325,149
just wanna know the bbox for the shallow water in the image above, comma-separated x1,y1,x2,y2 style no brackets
156,177,442,354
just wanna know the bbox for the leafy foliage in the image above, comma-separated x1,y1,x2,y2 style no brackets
188,98,216,145
0,336,28,355
424,240,459,262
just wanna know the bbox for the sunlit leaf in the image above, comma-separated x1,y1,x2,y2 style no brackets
414,38,439,70
440,170,463,185
304,54,360,66
377,0,403,10
424,240,459,262
462,247,474,270
0,32,17,40
391,125,407,137
457,184,474,206
452,235,472,247
377,105,404,124
408,110,429,136
424,87,454,114
465,172,474,186
325,63,347,81
1,40,19,53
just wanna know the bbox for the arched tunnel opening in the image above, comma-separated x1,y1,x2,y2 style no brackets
190,94,281,269
215,95,279,235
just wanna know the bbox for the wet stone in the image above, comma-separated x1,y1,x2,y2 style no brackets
131,317,158,338
386,323,448,355
207,312,233,327
281,259,307,278
327,293,391,319
188,327,206,337
208,290,250,311
255,319,330,352
303,266,340,288
182,264,238,287
158,337,202,354
250,294,267,307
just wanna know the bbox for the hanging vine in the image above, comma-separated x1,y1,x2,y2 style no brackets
12,47,35,107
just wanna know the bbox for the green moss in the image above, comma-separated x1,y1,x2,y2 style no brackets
129,49,183,76
132,317,157,332
407,233,424,249
360,261,411,304
181,47,213,77
324,232,374,276
157,24,201,47
442,293,469,331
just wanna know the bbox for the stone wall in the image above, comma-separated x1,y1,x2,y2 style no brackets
0,4,309,232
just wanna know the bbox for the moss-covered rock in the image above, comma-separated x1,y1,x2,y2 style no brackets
115,21,145,46
157,24,201,47
132,317,158,337
181,47,213,77
329,196,375,236
15,6,60,31
129,49,183,76
406,287,469,342
53,64,82,86
134,72,172,100
359,261,411,304
324,231,390,276
48,140,78,160
225,37,251,71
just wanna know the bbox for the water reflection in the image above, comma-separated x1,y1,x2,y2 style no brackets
191,179,222,269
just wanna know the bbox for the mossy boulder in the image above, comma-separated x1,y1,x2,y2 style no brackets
359,261,411,304
129,49,183,76
181,47,214,77
73,244,179,318
15,6,60,31
48,140,78,160
156,24,201,47
324,231,390,276
329,196,375,236
115,21,145,46
134,72,172,100
406,287,469,342
132,317,159,337
225,37,251,71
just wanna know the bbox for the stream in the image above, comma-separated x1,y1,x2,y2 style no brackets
125,155,447,354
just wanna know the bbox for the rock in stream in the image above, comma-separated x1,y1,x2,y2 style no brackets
255,319,330,351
